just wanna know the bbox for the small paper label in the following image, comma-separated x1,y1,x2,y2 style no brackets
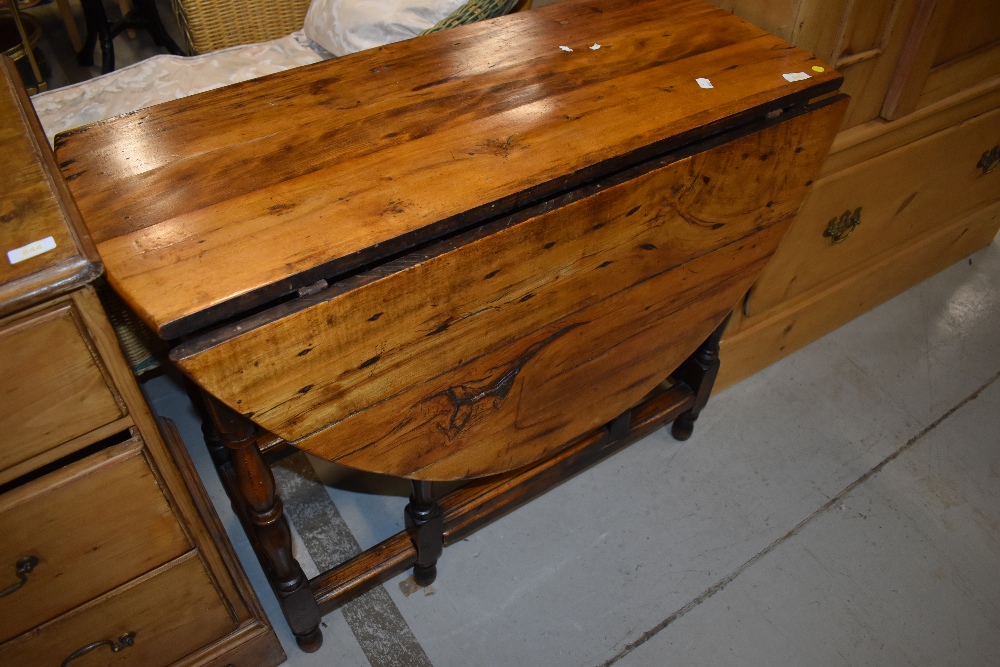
783,72,812,82
7,236,57,265
696,78,713,89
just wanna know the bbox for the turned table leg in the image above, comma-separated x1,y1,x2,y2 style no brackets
670,312,732,441
201,395,323,652
405,481,444,587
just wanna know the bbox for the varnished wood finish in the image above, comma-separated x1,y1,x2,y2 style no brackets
0,58,100,318
0,299,125,483
0,437,190,643
200,394,322,651
58,0,840,339
174,101,845,480
0,553,236,667
57,0,847,647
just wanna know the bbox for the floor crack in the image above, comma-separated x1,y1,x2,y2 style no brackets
598,369,1000,667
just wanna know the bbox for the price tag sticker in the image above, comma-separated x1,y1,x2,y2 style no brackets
7,236,57,265
782,72,812,82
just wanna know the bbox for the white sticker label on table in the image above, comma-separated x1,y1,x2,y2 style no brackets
7,236,57,265
782,72,812,82
696,78,713,89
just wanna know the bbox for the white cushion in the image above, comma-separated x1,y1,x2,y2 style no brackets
304,0,466,57
32,32,327,146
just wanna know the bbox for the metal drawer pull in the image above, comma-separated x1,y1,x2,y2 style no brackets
0,556,39,597
61,632,136,666
978,145,1000,175
824,207,862,244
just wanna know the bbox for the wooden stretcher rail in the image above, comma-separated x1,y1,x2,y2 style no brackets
220,380,694,614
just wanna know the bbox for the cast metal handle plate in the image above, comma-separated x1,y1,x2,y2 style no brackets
0,556,39,597
978,145,1000,175
824,207,862,244
61,632,136,666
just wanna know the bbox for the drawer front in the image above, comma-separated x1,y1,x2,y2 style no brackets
0,552,237,667
747,105,1000,316
0,300,126,477
0,438,191,642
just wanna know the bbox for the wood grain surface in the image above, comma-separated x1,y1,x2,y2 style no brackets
58,0,840,338
0,300,126,479
0,58,100,319
175,100,846,479
0,437,191,643
747,102,1000,316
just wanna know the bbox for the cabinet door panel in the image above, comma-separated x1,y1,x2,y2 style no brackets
883,0,1000,119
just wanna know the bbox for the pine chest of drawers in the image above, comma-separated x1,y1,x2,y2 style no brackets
0,57,284,667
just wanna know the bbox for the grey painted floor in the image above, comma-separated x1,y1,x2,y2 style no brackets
144,235,1000,667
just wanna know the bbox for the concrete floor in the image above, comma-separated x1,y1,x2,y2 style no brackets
22,2,1000,664
145,235,1000,667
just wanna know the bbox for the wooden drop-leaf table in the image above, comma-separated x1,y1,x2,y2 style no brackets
57,0,846,652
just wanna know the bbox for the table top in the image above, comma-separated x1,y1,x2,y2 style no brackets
57,0,839,339
0,57,99,319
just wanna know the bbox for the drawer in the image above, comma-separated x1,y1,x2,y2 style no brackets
747,104,1000,316
0,437,191,642
0,551,237,667
0,300,126,479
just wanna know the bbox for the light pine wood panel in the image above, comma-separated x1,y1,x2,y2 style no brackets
175,101,845,479
0,300,125,476
823,73,1000,176
747,103,1000,316
0,438,191,642
58,0,839,338
709,0,929,128
705,0,802,41
0,552,236,667
919,41,1000,109
719,201,1000,390
932,0,1000,67
881,0,957,120
831,0,921,128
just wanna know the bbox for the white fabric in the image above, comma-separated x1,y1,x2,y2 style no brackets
304,0,466,56
32,32,328,146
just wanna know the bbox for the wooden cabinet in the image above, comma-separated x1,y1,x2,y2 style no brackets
706,0,1000,388
0,57,284,667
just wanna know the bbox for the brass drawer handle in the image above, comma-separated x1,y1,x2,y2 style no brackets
824,207,862,244
61,632,136,666
0,556,39,597
978,145,1000,175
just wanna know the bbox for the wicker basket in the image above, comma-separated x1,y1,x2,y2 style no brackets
172,0,528,55
171,0,312,55
422,0,521,34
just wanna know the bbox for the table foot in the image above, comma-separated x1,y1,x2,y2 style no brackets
295,626,324,653
405,481,443,587
669,312,732,441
